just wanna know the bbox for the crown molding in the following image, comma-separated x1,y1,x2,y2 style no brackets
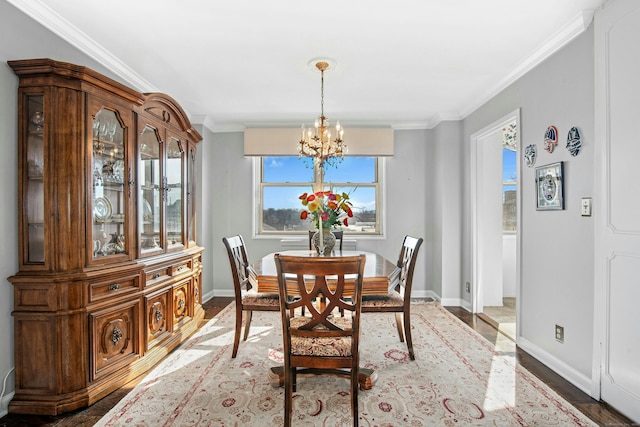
7,0,158,93
459,9,595,119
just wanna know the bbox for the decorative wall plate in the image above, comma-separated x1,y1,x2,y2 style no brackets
566,126,582,156
544,126,558,153
524,144,537,167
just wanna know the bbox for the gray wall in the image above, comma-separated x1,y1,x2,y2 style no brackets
201,128,435,300
461,25,596,383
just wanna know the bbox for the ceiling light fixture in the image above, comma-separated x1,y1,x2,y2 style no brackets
298,60,347,168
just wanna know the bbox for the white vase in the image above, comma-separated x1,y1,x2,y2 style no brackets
312,229,336,255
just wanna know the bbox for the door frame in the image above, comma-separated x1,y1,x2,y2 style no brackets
470,109,521,338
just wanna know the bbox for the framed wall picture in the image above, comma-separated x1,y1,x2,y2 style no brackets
535,161,564,210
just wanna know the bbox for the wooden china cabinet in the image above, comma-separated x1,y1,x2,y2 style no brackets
7,59,204,415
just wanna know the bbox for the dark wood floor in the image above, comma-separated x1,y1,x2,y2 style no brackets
0,298,634,427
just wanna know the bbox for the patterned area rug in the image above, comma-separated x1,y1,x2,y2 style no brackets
95,302,596,426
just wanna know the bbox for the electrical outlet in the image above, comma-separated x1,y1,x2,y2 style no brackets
555,324,564,343
581,197,592,216
465,282,470,293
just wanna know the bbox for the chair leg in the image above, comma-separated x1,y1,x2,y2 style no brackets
395,312,405,342
232,306,243,358
284,365,294,427
243,310,253,341
403,311,415,360
351,367,359,427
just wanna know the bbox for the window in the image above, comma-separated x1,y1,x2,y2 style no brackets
255,156,383,235
503,147,517,232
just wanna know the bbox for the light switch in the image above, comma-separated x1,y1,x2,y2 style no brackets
581,197,592,216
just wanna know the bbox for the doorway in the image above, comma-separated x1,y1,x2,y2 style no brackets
470,109,521,341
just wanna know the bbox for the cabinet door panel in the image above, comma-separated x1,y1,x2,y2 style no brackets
166,133,185,250
139,124,164,256
22,93,47,267
145,289,171,350
172,279,191,328
90,298,141,381
88,96,134,265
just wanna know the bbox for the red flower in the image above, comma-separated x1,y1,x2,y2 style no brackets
307,194,316,202
343,218,349,226
347,208,353,217
300,211,308,220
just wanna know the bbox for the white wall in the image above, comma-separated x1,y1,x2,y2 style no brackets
461,25,596,388
503,234,517,297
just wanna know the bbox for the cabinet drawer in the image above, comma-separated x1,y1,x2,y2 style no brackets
145,266,170,286
89,276,140,303
169,260,192,276
89,298,141,381
193,254,202,271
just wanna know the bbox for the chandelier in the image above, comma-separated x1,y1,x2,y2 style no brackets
298,60,347,167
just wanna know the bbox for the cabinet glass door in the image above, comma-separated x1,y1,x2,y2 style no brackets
25,94,45,264
91,108,128,260
187,144,196,245
166,135,184,249
139,125,163,255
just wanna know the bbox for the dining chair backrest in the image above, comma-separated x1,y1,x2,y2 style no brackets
222,234,252,300
275,254,365,332
274,253,366,426
308,230,344,250
396,235,423,297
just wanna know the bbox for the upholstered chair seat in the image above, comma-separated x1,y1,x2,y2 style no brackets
289,316,353,357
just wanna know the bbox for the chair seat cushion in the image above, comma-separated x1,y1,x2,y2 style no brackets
289,316,353,357
361,292,404,308
241,292,279,307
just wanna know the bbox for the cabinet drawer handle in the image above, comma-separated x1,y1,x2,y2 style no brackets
108,283,120,291
153,272,161,279
154,307,163,322
111,326,123,345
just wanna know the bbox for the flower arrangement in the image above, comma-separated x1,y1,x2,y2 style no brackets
299,190,353,229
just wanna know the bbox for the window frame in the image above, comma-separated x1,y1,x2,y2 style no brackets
252,156,385,237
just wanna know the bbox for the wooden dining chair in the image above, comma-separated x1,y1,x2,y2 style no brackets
362,235,423,360
308,229,344,251
275,253,366,427
222,235,280,358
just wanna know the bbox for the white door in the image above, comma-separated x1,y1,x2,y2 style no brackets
594,0,640,422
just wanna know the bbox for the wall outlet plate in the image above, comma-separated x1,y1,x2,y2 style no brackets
581,197,592,216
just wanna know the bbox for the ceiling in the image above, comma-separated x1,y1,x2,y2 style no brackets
9,0,605,131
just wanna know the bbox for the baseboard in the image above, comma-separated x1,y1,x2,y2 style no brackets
1,391,14,418
517,336,593,396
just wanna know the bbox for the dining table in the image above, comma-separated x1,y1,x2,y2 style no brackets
248,249,401,390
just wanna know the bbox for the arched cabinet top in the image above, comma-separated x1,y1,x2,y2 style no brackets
140,93,202,143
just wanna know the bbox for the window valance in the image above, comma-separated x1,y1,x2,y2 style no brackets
244,127,394,156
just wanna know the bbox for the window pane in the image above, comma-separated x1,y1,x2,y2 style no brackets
324,157,376,183
263,186,313,232
263,156,313,182
262,185,377,233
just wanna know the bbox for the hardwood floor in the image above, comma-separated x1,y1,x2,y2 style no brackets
0,298,634,426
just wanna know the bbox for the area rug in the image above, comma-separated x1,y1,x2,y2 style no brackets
95,302,596,426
